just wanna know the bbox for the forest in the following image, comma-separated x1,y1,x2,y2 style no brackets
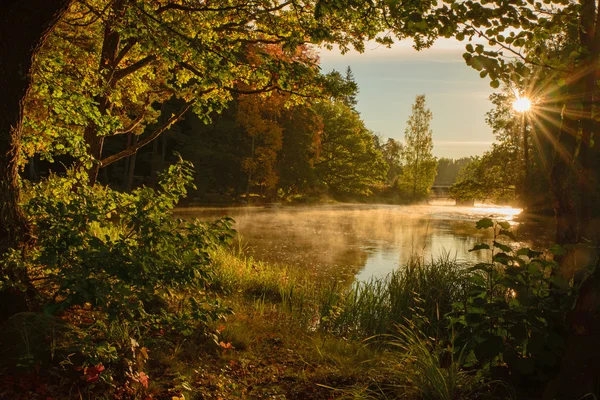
1,0,600,399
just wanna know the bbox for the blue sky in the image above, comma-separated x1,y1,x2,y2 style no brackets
318,38,496,159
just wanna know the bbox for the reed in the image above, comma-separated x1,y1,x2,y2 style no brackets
318,253,469,338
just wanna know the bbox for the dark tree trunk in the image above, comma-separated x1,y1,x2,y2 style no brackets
0,0,73,320
550,102,580,253
84,0,125,185
545,2,600,398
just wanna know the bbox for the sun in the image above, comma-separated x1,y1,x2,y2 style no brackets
512,96,532,113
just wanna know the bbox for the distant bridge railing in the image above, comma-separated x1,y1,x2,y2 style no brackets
429,185,475,206
429,185,452,199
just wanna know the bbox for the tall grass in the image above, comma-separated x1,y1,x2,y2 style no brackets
318,253,469,338
208,246,516,398
209,246,321,326
211,244,468,339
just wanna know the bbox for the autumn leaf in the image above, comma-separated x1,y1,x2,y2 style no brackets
139,372,149,389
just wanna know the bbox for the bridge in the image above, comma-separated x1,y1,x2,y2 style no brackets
428,185,474,206
430,185,452,199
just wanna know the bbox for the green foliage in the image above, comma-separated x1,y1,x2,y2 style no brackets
434,157,474,186
18,158,234,325
451,220,575,385
319,254,468,339
449,152,515,204
378,137,404,185
23,0,426,170
398,95,437,199
315,101,387,196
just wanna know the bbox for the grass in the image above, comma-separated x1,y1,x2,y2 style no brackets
319,253,469,339
200,245,489,399
0,241,497,399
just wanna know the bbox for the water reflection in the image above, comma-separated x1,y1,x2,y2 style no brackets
175,203,549,281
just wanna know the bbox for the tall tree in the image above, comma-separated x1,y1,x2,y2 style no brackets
0,0,74,320
380,138,404,185
237,92,286,200
398,95,437,199
315,101,387,196
277,103,322,196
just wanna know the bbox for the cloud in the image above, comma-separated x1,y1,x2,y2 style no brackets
318,37,486,62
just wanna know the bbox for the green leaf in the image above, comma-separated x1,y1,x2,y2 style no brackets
499,229,517,240
476,218,494,229
493,252,512,265
493,241,512,253
498,221,510,230
469,243,490,252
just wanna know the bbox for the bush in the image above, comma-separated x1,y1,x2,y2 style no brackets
0,158,235,395
450,219,576,388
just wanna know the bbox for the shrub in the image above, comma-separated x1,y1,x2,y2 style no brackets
450,219,576,387
0,158,235,394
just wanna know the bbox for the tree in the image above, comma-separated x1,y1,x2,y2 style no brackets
398,95,437,199
323,67,360,110
434,157,473,186
315,101,387,196
237,92,286,200
449,151,514,204
277,103,322,197
0,0,74,320
379,138,404,185
485,89,550,211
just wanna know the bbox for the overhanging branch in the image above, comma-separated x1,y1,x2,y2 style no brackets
100,100,194,168
113,55,156,80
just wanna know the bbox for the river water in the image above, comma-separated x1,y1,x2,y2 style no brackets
175,202,553,282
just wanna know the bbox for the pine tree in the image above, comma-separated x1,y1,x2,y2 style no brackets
399,95,437,199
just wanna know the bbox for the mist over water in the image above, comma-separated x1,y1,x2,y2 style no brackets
176,203,550,282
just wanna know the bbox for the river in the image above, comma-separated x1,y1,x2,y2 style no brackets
175,202,554,282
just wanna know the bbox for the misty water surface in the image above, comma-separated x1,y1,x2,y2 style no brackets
176,203,552,282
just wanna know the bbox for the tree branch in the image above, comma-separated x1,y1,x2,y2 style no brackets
113,111,146,135
114,37,138,66
155,1,292,15
100,101,194,168
113,55,156,80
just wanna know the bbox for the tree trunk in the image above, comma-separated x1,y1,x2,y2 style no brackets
550,103,579,253
84,0,125,185
545,2,600,398
0,0,73,320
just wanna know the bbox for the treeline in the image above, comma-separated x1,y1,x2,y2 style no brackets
16,0,441,205
28,68,442,203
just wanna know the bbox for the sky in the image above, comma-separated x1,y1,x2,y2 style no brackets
318,38,497,159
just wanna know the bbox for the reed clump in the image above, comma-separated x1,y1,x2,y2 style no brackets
318,253,469,338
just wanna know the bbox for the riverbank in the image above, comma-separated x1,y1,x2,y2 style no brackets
0,232,563,399
157,247,500,399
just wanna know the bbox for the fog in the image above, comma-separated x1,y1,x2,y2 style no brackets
176,203,552,282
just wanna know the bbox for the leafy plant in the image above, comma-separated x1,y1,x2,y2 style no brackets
1,158,236,395
451,219,576,386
